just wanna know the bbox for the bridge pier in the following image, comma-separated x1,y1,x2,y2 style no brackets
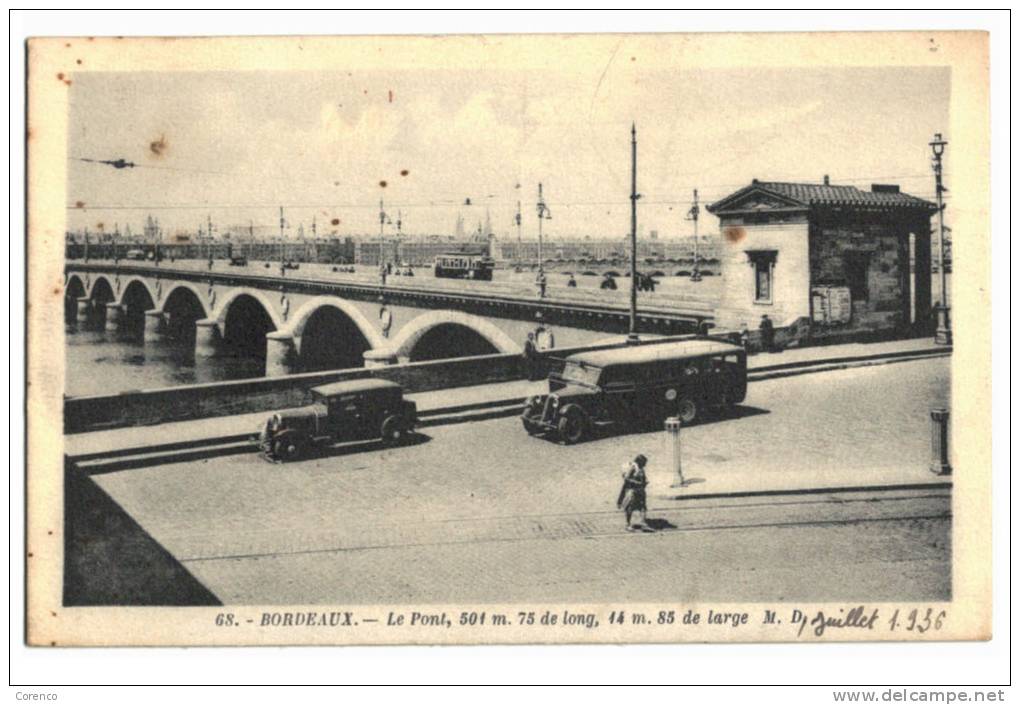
265,332,297,377
363,348,398,368
104,303,124,331
143,309,167,343
76,297,93,324
194,319,223,358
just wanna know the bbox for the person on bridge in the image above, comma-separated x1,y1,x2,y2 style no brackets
536,270,547,298
600,273,617,290
617,454,650,531
522,332,541,381
567,273,577,288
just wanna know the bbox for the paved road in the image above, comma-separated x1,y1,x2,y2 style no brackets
90,357,950,604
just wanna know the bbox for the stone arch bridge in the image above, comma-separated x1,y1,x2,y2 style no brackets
65,264,709,377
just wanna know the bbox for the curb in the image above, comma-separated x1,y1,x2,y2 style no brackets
651,480,952,506
66,346,951,468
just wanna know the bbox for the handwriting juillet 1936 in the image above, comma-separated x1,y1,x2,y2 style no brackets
789,606,947,638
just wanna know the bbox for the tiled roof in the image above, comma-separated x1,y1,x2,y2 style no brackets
708,180,936,213
756,181,935,210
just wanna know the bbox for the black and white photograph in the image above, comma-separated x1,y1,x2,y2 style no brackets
22,25,995,655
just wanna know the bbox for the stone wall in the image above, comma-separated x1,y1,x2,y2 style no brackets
715,218,811,331
64,335,700,434
809,217,910,334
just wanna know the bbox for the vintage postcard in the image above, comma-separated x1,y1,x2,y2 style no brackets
26,31,991,646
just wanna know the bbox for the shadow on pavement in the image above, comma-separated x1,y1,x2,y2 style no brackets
644,517,679,531
296,431,433,462
63,460,221,606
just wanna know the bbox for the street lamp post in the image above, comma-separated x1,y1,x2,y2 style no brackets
929,133,951,346
537,183,550,274
628,123,640,344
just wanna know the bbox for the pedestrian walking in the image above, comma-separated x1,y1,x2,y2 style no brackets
536,270,547,298
617,454,650,531
567,273,577,288
759,314,775,353
379,263,387,286
522,332,541,381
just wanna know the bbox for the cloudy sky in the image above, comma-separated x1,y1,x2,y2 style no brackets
66,65,949,239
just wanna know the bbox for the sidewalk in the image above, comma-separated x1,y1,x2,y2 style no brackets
66,336,950,468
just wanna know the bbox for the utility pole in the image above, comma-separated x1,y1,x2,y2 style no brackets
929,133,951,345
628,123,641,344
279,206,286,270
515,200,523,268
537,183,551,274
687,188,702,282
379,198,387,268
207,213,214,268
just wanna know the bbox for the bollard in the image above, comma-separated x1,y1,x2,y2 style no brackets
930,408,952,475
665,416,684,488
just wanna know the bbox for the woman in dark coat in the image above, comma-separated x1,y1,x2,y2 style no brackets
617,454,649,530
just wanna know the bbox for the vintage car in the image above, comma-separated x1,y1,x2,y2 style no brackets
229,254,248,266
521,338,747,444
258,379,417,461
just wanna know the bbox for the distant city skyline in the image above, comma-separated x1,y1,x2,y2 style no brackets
66,66,949,238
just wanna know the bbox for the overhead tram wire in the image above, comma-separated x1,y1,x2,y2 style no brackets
66,171,947,212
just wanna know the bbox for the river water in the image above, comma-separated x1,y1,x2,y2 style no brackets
65,323,265,397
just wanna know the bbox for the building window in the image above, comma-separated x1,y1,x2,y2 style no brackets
844,253,870,302
746,250,777,304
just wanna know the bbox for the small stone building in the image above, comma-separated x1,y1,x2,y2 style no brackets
706,178,937,343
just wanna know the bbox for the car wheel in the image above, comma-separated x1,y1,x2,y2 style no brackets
274,436,302,462
381,416,406,446
557,405,588,444
677,397,698,425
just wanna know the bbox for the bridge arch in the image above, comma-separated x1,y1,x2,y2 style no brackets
213,288,282,372
285,296,385,372
391,310,521,362
88,275,116,304
116,277,157,308
212,288,284,331
157,281,209,315
118,278,158,335
64,274,87,322
162,284,210,343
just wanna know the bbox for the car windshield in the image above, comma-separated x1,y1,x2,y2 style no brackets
559,361,602,387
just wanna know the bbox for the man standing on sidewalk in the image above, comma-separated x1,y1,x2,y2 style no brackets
759,314,775,353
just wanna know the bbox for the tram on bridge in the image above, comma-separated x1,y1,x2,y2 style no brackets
434,251,495,281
